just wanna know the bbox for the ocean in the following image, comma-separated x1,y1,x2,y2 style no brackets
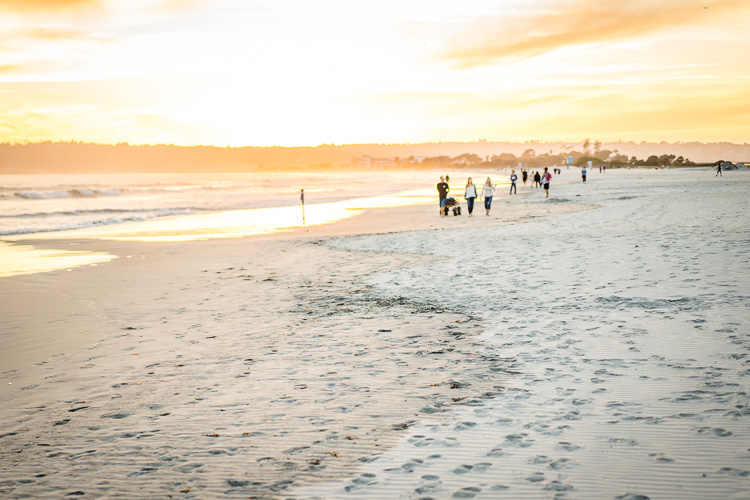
0,171,434,237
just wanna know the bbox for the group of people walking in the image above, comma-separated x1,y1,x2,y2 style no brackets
438,168,553,216
520,168,555,190
438,176,496,216
518,168,553,198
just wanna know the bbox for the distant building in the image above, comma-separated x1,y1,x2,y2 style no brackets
357,156,397,168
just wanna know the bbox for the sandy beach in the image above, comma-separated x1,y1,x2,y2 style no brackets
1,167,749,499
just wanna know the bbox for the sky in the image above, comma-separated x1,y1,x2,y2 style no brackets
1,0,749,147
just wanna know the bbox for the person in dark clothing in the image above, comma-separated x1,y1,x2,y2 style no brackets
522,169,528,186
533,171,541,188
437,176,449,216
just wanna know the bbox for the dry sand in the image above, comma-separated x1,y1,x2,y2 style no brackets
1,168,749,499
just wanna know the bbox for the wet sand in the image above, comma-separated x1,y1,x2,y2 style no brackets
2,168,749,499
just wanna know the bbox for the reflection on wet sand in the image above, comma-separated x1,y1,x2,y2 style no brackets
0,189,433,276
0,241,116,278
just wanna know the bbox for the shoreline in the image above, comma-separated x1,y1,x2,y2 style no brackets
0,170,571,276
1,192,597,389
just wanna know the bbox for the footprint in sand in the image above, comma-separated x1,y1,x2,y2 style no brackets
453,464,473,474
344,473,377,492
386,458,424,473
697,427,733,437
487,446,504,457
526,472,545,482
544,480,574,492
557,442,581,451
409,436,436,447
544,456,569,471
452,486,481,498
717,467,750,477
505,433,534,447
415,475,441,495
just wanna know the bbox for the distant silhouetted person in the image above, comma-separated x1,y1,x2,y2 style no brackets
533,171,541,188
522,169,528,186
581,167,587,183
300,188,305,223
716,163,722,176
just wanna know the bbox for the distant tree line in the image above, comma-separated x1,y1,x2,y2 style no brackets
404,140,696,170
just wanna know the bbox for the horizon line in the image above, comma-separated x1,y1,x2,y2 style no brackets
3,139,749,149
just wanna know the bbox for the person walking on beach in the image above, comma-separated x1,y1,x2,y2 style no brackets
522,169,528,186
481,177,495,215
437,176,449,216
581,167,587,183
716,163,723,176
300,188,305,224
464,177,478,216
541,167,551,199
509,170,518,194
533,171,541,188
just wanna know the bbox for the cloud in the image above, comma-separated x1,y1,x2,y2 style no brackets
0,64,23,73
21,25,114,42
0,0,101,12
442,0,750,67
157,0,202,10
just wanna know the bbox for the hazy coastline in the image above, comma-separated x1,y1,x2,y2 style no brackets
1,141,744,174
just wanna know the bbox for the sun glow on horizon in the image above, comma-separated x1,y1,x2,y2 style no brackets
1,0,749,147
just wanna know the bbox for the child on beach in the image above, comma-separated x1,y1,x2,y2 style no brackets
464,177,477,216
481,177,495,216
581,167,587,183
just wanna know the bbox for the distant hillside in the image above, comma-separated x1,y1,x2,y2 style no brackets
1,140,747,173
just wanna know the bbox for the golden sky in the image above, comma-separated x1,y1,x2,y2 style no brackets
1,0,749,146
